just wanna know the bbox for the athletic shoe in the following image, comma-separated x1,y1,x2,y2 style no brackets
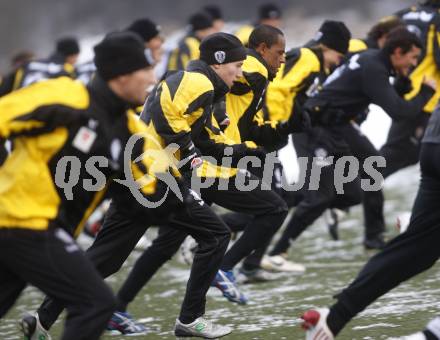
301,308,334,340
174,317,232,338
324,209,339,241
179,236,197,265
260,254,306,273
106,311,148,335
363,235,386,250
236,267,276,284
20,313,52,340
211,269,248,305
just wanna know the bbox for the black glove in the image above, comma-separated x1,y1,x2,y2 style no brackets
213,99,230,132
393,75,413,97
243,146,267,164
279,106,312,134
353,108,369,125
229,143,266,166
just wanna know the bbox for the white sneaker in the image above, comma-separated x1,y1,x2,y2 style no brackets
20,312,52,340
301,308,334,340
261,254,306,273
174,317,232,339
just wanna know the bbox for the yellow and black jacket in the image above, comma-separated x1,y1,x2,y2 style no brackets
0,76,173,236
0,53,76,97
141,60,240,178
265,47,327,122
234,24,255,46
76,60,97,85
396,4,440,112
348,37,378,55
225,49,289,151
166,34,201,72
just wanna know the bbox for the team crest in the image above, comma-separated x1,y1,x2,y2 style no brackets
214,51,226,64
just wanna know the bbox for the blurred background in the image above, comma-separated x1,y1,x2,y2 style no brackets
0,0,413,72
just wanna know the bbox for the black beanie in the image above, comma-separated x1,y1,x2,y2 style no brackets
200,32,247,65
259,3,282,20
203,5,223,20
314,20,351,54
56,37,80,56
94,31,150,81
126,18,161,42
189,12,214,31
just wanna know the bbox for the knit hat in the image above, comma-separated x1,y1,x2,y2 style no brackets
203,5,223,20
199,32,247,65
94,31,150,80
258,3,282,20
56,37,80,56
189,11,214,31
126,18,161,42
313,20,351,54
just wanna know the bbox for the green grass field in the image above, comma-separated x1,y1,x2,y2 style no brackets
2,166,439,340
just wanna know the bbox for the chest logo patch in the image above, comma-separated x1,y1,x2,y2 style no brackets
72,126,97,153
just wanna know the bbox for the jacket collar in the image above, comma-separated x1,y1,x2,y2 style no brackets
87,75,131,117
247,48,276,81
309,47,326,74
378,49,396,77
364,37,379,49
186,60,230,102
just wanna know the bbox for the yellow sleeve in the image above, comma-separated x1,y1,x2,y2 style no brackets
126,112,181,196
0,77,89,139
266,48,320,121
348,39,368,53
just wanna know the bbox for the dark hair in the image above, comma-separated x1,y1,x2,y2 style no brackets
203,5,223,20
248,24,284,49
258,3,282,20
11,50,34,67
367,16,405,41
188,11,214,31
382,27,423,55
56,37,80,56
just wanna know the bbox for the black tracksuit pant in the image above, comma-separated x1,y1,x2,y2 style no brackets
339,123,386,240
380,111,430,179
220,161,303,269
37,195,231,328
114,174,287,311
0,228,116,340
328,142,440,335
270,127,365,256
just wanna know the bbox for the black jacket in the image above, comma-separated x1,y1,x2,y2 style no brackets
0,76,176,236
305,49,435,126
